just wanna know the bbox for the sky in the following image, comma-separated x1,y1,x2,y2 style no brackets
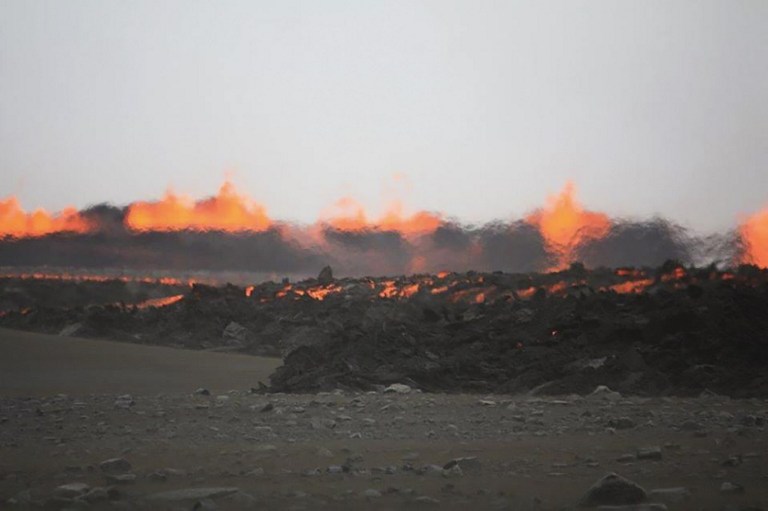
1,0,767,233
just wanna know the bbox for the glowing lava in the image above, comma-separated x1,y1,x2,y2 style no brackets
125,181,271,233
740,206,768,268
526,182,611,269
135,294,185,309
322,197,441,235
0,196,91,238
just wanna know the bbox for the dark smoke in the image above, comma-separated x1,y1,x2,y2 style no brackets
576,218,692,268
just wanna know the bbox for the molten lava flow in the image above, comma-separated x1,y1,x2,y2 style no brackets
609,279,654,294
125,181,271,233
305,284,343,300
526,182,611,269
0,196,91,238
660,266,687,282
740,207,768,268
0,272,194,286
135,294,184,309
322,197,441,236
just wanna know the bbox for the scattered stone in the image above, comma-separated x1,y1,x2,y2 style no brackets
311,417,337,430
589,386,623,401
443,457,481,472
195,388,211,396
608,417,636,429
193,498,218,510
636,447,662,461
113,395,135,409
648,487,691,503
99,458,132,475
82,487,110,502
442,464,463,478
595,505,667,511
106,473,136,484
145,487,240,502
222,491,259,507
384,383,412,394
414,495,440,504
680,420,703,431
59,323,83,337
362,488,382,498
54,482,90,498
579,473,648,507
720,482,745,495
147,471,168,482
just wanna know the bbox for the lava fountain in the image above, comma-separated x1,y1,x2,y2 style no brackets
525,182,611,269
0,196,91,238
125,181,272,233
740,206,768,268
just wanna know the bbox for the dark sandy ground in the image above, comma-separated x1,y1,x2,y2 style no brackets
0,328,766,510
0,328,281,397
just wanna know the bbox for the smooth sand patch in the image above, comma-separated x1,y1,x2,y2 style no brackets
0,327,281,397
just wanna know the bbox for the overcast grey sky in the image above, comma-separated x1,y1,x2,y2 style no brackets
1,0,766,231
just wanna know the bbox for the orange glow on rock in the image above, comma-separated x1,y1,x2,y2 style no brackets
740,207,768,268
0,196,91,238
125,181,271,233
526,182,611,269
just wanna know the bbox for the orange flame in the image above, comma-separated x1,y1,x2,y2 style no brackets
526,182,611,269
740,206,768,268
125,181,271,233
0,196,91,238
322,197,441,236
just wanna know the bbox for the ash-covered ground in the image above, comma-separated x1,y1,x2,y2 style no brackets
1,264,767,510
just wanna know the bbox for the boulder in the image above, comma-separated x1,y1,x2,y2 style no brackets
318,266,334,285
579,473,648,507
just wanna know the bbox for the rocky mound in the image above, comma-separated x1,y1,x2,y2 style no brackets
2,263,768,397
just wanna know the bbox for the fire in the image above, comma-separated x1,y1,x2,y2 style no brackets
125,181,271,233
0,196,91,238
526,182,611,269
740,206,768,268
322,197,441,235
